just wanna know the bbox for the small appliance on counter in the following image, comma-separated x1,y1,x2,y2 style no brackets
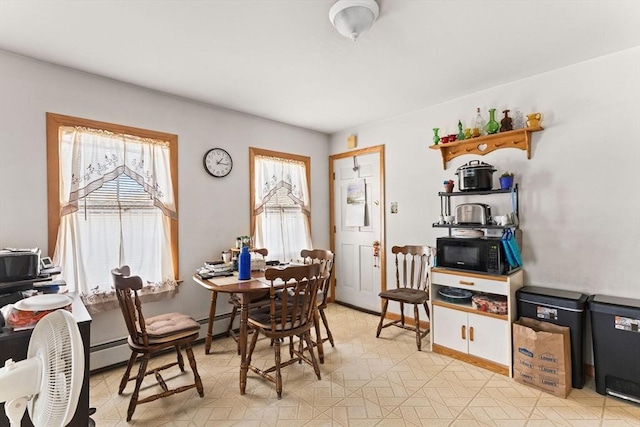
455,203,492,225
455,160,496,191
436,236,514,275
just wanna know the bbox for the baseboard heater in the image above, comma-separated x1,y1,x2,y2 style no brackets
89,315,228,373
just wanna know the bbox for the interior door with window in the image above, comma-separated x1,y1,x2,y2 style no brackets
330,145,384,312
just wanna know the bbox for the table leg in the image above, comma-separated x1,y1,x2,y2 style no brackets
239,293,249,394
205,290,218,355
314,309,324,364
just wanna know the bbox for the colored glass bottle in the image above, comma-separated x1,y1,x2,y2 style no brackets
238,246,251,280
500,109,513,132
432,128,440,145
457,120,465,141
486,108,500,134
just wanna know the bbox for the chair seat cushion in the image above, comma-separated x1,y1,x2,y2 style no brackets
144,312,199,338
379,288,428,304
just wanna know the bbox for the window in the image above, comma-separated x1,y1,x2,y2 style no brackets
46,113,178,312
250,147,312,262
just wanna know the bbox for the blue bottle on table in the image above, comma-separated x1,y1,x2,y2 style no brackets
238,246,251,280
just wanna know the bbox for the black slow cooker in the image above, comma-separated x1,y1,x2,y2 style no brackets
455,160,496,191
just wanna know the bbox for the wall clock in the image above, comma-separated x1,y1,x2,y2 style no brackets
203,148,233,178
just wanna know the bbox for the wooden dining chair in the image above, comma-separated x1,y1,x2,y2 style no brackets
300,249,335,349
375,245,435,351
226,248,269,348
112,266,204,421
246,263,322,398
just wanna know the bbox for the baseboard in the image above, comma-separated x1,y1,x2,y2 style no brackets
333,300,430,329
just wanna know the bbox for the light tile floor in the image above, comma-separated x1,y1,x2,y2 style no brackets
89,304,640,426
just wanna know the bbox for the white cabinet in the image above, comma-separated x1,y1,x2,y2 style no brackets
430,268,523,376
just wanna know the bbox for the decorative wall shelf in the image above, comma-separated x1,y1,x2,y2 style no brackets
429,126,543,169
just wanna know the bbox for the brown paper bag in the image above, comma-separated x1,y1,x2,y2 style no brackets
513,317,572,398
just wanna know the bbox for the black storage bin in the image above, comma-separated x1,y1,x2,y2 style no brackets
588,294,640,403
516,286,589,388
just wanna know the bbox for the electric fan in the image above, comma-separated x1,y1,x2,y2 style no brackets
0,309,84,427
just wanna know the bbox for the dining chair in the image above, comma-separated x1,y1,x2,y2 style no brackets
226,248,269,348
246,263,322,398
300,249,335,348
112,266,204,421
375,245,435,351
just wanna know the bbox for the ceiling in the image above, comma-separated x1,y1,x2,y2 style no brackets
1,1,638,134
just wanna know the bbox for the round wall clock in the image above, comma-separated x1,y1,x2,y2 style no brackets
203,148,233,178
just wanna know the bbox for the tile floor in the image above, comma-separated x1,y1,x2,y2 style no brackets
89,304,640,426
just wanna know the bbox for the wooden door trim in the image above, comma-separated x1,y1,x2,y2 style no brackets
328,144,385,304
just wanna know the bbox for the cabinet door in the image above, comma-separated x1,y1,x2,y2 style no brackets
433,305,468,354
467,312,509,365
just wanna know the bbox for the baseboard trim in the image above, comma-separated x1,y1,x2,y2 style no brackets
333,301,430,329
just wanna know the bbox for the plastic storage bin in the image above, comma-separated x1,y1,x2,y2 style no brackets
516,286,589,388
588,294,640,403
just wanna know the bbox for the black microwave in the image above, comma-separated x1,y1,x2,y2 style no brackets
436,237,511,275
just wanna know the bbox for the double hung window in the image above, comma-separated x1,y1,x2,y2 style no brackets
46,114,178,312
250,148,312,262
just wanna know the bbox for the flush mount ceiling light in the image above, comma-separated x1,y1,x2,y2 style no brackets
329,0,379,41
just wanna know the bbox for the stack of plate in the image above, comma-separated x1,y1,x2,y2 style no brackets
452,228,484,238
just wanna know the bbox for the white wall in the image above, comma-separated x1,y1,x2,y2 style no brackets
0,51,331,367
331,47,640,299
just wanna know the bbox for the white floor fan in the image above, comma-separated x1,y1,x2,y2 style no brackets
0,310,84,427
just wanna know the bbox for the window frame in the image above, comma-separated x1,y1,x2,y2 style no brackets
46,112,180,278
249,147,311,241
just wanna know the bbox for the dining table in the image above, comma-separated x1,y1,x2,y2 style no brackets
192,270,325,394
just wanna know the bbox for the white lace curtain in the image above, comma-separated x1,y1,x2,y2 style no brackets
253,155,312,262
53,126,177,312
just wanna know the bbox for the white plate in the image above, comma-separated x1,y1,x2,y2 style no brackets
14,293,74,312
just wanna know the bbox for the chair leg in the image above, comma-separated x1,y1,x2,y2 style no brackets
423,301,431,323
247,327,260,367
175,345,185,371
400,302,405,326
119,351,137,394
127,353,149,422
414,304,422,351
303,332,321,380
376,299,389,337
227,304,238,338
185,344,204,397
319,308,335,347
274,338,283,399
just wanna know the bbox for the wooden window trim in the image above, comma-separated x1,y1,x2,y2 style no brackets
46,112,179,278
249,147,311,238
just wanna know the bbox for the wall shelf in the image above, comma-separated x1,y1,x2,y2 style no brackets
429,126,543,169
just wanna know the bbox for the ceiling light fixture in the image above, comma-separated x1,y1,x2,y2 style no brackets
329,0,379,42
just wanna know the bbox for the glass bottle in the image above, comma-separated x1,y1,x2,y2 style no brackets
432,128,440,145
485,108,500,134
238,246,251,280
473,107,485,137
513,111,524,129
457,120,465,141
500,109,513,132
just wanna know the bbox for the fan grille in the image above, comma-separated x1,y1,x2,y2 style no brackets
27,310,84,427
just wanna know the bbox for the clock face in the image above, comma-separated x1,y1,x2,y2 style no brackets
203,148,233,178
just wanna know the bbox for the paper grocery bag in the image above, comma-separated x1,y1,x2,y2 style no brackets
513,317,572,398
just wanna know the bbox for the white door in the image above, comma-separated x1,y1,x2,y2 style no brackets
330,146,384,312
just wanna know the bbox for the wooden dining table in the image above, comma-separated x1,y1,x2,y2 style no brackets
192,270,325,394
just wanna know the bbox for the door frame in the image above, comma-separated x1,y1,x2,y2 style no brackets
328,144,385,306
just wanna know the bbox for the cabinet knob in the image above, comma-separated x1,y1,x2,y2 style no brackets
461,325,466,340
459,280,475,286
469,326,474,342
